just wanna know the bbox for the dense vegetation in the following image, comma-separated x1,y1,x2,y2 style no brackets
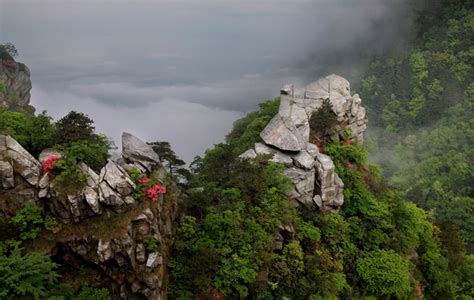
169,99,474,298
355,0,474,248
168,3,474,297
1,1,473,298
0,109,112,171
0,109,113,299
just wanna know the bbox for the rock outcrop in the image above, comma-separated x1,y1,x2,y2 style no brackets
122,132,161,172
0,54,34,114
241,74,367,211
0,133,180,299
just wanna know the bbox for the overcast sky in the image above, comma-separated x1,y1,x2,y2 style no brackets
0,0,416,162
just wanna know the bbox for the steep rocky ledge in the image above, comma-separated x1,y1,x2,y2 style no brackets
0,54,34,114
0,133,180,299
240,74,368,211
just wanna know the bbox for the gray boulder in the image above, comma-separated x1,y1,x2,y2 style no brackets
83,186,100,214
136,243,146,263
255,143,293,166
0,161,14,189
306,143,320,158
0,59,34,113
97,239,113,262
99,181,125,208
291,150,315,170
100,160,135,197
326,74,350,96
284,167,315,206
122,132,161,172
0,135,41,186
146,252,162,269
314,153,344,210
260,114,306,151
239,149,257,160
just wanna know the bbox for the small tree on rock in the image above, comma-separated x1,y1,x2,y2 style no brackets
309,99,338,147
54,111,96,146
148,141,187,178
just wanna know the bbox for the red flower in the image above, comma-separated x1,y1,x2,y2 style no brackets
42,156,62,175
347,162,354,169
140,177,150,184
345,139,353,145
146,184,166,203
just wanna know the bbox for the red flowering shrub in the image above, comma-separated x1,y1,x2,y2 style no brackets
146,183,166,203
42,156,62,175
140,177,150,184
131,172,166,204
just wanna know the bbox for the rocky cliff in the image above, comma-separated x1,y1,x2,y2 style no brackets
0,71,366,297
0,133,180,299
0,53,34,114
240,75,368,211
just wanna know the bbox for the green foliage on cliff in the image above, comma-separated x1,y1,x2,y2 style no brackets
170,93,473,299
0,109,56,157
309,98,338,141
357,0,474,247
0,109,111,170
10,205,44,241
170,158,293,298
0,246,60,299
356,249,411,298
226,97,280,154
148,141,187,180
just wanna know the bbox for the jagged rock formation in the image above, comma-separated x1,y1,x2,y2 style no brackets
241,74,367,211
0,133,180,299
0,54,34,114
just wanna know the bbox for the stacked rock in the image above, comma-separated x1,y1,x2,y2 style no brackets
240,74,368,211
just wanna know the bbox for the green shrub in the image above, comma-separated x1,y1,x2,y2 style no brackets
53,156,87,193
0,246,59,299
59,140,109,172
309,99,338,142
226,97,280,154
75,285,111,300
0,109,56,156
356,249,411,298
144,237,161,252
10,205,44,241
44,215,60,232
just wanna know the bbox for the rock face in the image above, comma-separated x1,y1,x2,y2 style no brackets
0,133,179,299
0,55,34,114
260,114,306,151
241,74,368,211
122,132,162,172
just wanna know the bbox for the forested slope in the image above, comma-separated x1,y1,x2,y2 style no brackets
169,97,473,299
357,0,474,248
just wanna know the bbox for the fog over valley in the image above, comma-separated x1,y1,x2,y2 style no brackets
1,0,418,162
